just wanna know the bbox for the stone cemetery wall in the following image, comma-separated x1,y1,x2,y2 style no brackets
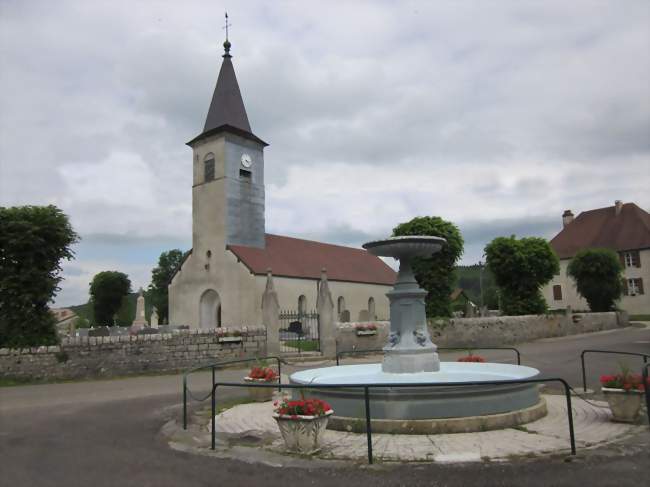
334,311,626,352
0,327,266,381
429,311,627,348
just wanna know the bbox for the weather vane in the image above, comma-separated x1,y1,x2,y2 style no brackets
223,12,232,41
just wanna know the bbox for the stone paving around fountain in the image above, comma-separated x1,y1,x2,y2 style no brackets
168,393,644,464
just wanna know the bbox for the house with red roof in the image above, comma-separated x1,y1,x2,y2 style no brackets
542,201,650,315
168,39,395,329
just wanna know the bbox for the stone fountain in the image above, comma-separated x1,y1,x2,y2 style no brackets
362,236,444,374
290,236,546,434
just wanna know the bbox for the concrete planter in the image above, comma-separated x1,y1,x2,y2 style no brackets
356,330,377,336
273,410,333,454
602,387,643,423
217,336,242,343
244,377,278,402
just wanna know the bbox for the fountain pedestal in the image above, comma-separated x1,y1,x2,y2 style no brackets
363,236,445,373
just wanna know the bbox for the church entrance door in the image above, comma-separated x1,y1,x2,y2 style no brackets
199,289,221,329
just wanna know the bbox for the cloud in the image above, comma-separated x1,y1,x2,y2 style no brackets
0,1,648,306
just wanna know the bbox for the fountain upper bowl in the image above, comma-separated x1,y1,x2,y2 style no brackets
363,236,446,259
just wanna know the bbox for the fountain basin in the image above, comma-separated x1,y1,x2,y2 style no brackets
290,363,545,433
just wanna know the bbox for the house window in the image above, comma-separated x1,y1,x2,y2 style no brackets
204,154,215,182
622,251,640,268
552,285,563,301
626,278,644,296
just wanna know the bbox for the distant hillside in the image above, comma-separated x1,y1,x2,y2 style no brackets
69,292,154,326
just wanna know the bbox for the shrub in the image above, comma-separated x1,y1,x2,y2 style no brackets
567,248,623,312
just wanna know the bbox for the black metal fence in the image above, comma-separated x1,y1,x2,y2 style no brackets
209,377,576,464
279,310,320,354
580,349,649,392
182,356,282,430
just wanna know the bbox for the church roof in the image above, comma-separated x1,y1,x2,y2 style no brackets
228,234,397,285
187,41,267,147
550,202,650,259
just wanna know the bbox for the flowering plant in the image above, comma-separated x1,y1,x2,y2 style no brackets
273,398,332,418
355,323,378,332
600,373,647,392
457,354,486,363
246,366,278,382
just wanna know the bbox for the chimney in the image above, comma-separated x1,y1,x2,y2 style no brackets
562,210,574,227
615,200,623,216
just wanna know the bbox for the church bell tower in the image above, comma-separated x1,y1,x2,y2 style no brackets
186,35,268,253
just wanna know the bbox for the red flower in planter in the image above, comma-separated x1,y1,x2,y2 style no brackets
247,366,278,381
457,354,486,363
274,398,332,417
600,372,645,392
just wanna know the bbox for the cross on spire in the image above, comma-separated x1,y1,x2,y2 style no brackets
222,12,232,56
223,12,232,40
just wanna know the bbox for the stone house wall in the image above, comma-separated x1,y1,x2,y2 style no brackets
0,327,266,381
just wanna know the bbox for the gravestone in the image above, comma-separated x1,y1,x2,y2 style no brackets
340,310,350,323
150,307,159,328
131,288,148,331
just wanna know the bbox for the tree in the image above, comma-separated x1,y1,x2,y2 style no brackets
392,216,464,317
89,272,131,325
147,249,185,323
484,236,559,315
0,205,78,347
567,248,623,312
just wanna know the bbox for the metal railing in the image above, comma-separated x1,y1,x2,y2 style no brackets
182,355,282,430
336,346,522,366
641,363,650,427
580,349,649,392
209,377,576,463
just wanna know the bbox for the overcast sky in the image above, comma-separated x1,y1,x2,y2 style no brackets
1,0,649,307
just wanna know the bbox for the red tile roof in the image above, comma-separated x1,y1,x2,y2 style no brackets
228,234,397,285
550,203,650,259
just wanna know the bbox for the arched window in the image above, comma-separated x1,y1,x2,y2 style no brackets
204,153,215,182
337,296,346,316
368,297,376,319
298,295,307,316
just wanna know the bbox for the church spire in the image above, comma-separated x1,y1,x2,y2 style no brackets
187,14,267,147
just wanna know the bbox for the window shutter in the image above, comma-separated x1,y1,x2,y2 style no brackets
637,278,644,295
633,250,641,268
622,278,628,296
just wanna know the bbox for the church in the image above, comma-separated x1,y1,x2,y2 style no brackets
168,37,395,329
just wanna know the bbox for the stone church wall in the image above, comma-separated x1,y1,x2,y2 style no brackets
0,327,266,382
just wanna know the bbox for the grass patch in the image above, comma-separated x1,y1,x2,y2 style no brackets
283,339,320,352
630,314,650,321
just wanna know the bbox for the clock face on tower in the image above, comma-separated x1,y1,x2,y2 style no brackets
240,153,253,168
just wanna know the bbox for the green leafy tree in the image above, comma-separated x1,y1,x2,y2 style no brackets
567,248,623,312
392,216,464,317
147,249,185,323
0,205,79,347
484,236,559,315
89,271,131,325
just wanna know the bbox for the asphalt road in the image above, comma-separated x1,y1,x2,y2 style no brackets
1,325,649,487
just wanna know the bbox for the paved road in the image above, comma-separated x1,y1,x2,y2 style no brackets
1,325,649,487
